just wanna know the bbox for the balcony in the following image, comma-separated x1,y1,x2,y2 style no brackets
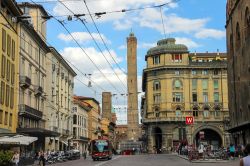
34,86,43,96
19,76,31,89
19,104,43,120
143,110,229,123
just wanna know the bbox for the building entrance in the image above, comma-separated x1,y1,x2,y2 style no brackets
154,127,162,153
195,129,222,150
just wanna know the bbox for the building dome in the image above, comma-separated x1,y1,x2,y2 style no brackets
146,38,189,56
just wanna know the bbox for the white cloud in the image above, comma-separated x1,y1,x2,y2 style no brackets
175,37,201,48
137,8,209,34
195,29,226,39
139,42,156,49
118,45,126,50
113,20,133,30
58,32,111,44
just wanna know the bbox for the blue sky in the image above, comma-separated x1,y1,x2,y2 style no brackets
17,0,227,124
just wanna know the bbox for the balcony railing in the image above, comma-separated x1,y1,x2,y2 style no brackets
143,110,229,123
19,104,43,120
34,86,43,96
19,76,31,89
189,60,227,68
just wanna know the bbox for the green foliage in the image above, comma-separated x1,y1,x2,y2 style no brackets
0,150,14,166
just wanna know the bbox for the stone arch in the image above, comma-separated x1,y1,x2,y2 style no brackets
192,125,223,148
152,126,163,153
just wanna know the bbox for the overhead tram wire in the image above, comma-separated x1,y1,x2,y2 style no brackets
30,0,124,94
82,0,127,78
24,0,180,21
2,16,105,94
57,0,127,91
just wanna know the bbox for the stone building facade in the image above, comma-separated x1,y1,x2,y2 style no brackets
142,38,230,153
226,0,250,144
0,0,22,134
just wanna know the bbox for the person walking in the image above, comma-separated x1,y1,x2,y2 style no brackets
12,151,20,166
39,151,46,166
240,144,250,166
230,143,236,160
83,151,87,160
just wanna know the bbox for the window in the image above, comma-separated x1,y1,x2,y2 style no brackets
11,40,15,61
0,110,3,124
155,112,159,118
5,85,9,107
173,80,182,90
28,64,32,78
28,91,32,106
192,79,197,90
2,29,6,52
203,108,209,118
191,70,196,75
203,92,208,102
214,92,219,102
214,80,219,90
1,55,6,78
175,70,180,75
214,70,219,75
0,81,5,104
4,112,8,125
28,40,32,56
9,113,12,127
202,79,208,90
153,81,161,91
214,107,220,117
173,93,182,102
153,94,161,104
61,94,63,107
11,64,14,85
10,88,14,109
193,108,198,117
192,93,197,102
176,109,181,117
153,55,160,65
172,54,182,62
202,70,208,75
6,59,10,81
21,33,25,49
35,48,38,62
7,34,11,56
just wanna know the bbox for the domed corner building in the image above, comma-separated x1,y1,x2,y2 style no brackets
141,38,230,153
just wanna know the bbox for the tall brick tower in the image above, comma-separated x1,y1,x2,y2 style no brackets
102,92,112,122
127,32,139,140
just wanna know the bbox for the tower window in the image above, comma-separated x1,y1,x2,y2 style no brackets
172,54,182,62
153,55,160,65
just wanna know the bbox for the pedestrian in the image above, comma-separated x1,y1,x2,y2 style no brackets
12,151,20,166
240,144,250,166
230,143,236,160
83,151,86,160
39,151,46,166
198,143,204,159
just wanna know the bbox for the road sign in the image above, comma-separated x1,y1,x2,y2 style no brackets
185,116,194,125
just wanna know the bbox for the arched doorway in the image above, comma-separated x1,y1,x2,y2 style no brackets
194,129,222,150
154,127,162,153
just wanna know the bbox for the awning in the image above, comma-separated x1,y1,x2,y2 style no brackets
0,135,37,145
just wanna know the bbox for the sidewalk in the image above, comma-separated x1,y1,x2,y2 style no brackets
177,154,230,163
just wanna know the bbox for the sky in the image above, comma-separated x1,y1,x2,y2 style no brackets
17,0,227,124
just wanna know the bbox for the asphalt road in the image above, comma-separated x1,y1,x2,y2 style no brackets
50,154,239,166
